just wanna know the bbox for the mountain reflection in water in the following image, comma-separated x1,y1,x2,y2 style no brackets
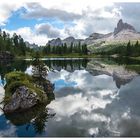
0,57,140,137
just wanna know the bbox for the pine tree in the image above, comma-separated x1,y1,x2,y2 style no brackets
63,43,67,54
32,52,49,79
126,40,131,56
70,42,73,53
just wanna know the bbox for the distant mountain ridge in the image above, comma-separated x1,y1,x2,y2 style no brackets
46,19,140,47
47,36,83,47
25,42,39,48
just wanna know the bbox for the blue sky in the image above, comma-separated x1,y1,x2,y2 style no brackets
4,8,36,30
4,6,71,30
0,0,140,45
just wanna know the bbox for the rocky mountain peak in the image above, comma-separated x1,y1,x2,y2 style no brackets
114,19,136,35
63,36,75,42
89,33,104,39
48,38,62,46
47,36,83,47
66,36,75,39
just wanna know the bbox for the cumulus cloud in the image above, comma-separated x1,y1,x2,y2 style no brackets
23,3,81,21
35,23,60,38
4,27,49,46
63,5,122,37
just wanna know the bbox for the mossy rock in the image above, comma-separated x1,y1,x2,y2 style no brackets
4,71,54,106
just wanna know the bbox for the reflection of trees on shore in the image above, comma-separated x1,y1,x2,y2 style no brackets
33,107,55,134
33,108,48,134
0,59,90,80
0,59,30,82
44,59,89,71
107,57,140,65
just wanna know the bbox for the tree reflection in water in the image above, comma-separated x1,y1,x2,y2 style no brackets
33,107,55,134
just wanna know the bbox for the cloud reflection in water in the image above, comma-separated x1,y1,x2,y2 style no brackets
46,69,121,137
46,70,140,137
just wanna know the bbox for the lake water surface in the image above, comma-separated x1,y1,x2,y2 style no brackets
0,57,140,137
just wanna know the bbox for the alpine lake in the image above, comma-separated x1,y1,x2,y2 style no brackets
0,57,140,137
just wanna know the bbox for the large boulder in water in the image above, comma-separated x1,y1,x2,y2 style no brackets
3,86,41,113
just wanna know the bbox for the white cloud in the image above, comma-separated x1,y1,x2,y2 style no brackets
1,1,140,45
4,27,49,46
35,23,60,38
23,3,81,22
0,3,20,26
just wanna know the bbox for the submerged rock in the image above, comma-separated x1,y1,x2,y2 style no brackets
3,86,41,113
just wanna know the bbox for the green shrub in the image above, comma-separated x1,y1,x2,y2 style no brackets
5,71,33,85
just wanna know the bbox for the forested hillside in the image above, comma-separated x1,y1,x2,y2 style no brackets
90,40,140,57
42,43,88,55
0,29,33,57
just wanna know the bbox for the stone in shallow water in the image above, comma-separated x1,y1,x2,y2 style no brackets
3,86,39,113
